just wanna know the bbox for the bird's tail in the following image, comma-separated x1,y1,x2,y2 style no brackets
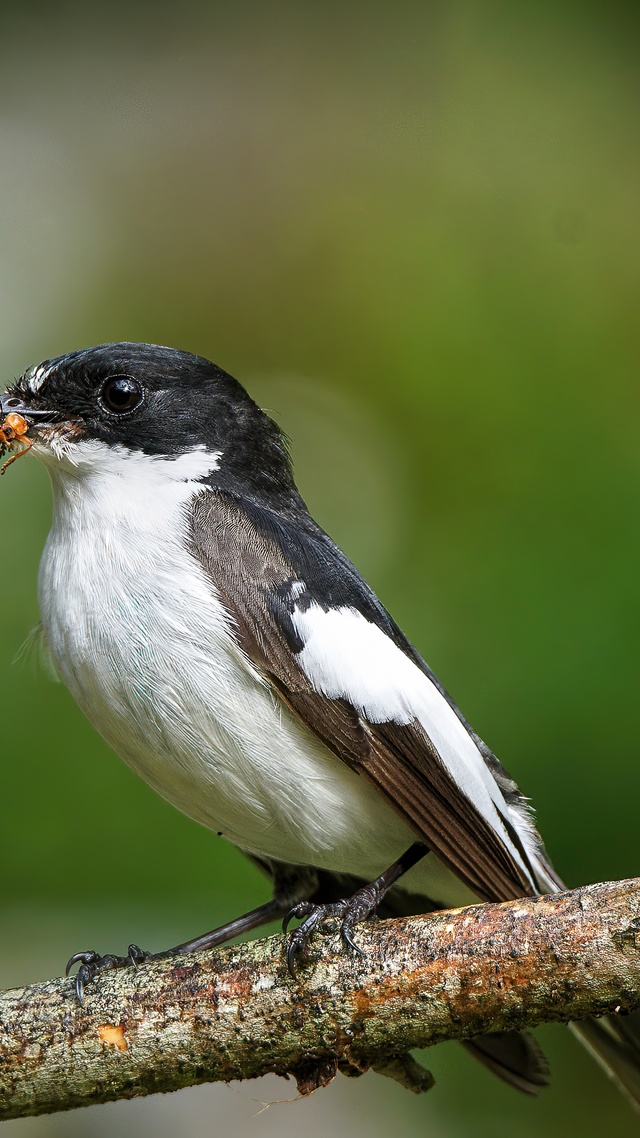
571,1014,640,1110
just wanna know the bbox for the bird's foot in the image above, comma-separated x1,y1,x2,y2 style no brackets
66,944,149,1002
283,880,382,976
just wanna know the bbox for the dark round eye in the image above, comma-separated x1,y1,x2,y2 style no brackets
99,375,144,415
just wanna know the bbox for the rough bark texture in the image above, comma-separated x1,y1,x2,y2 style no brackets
2,878,640,1120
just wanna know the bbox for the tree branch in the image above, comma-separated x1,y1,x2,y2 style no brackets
2,878,640,1120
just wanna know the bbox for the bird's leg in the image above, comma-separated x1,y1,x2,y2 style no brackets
66,864,319,1002
283,842,428,976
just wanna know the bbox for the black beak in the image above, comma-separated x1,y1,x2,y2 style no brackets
0,393,55,421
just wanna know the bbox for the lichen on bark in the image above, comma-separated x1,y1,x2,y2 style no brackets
1,878,640,1121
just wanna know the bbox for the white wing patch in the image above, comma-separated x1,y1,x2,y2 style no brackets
293,601,536,887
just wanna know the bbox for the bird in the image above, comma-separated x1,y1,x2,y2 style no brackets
2,341,639,1103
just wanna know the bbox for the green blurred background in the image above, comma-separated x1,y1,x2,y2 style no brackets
1,1,639,1133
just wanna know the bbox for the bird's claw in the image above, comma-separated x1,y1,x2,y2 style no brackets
66,943,148,1003
283,896,370,977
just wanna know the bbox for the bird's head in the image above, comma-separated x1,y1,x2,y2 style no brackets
1,342,299,506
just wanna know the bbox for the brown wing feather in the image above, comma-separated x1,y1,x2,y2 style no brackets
189,490,535,901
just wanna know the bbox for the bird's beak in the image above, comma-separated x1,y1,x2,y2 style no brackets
0,392,57,424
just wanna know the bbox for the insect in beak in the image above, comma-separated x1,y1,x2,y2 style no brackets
0,412,34,474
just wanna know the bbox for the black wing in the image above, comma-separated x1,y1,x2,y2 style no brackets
188,489,560,902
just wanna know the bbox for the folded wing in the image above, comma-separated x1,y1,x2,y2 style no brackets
189,490,561,902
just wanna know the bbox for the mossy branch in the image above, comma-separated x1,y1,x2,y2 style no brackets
2,878,640,1120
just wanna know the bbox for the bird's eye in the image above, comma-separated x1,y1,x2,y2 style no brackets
99,375,144,415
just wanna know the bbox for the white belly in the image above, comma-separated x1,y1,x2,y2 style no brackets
37,447,475,908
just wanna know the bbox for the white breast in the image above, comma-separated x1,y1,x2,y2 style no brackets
37,439,442,890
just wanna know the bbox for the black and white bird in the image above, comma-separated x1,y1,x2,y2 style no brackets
2,342,639,1102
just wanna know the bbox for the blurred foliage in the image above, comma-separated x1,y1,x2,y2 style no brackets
1,1,640,1134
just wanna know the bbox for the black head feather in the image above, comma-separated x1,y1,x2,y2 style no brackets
9,342,304,512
